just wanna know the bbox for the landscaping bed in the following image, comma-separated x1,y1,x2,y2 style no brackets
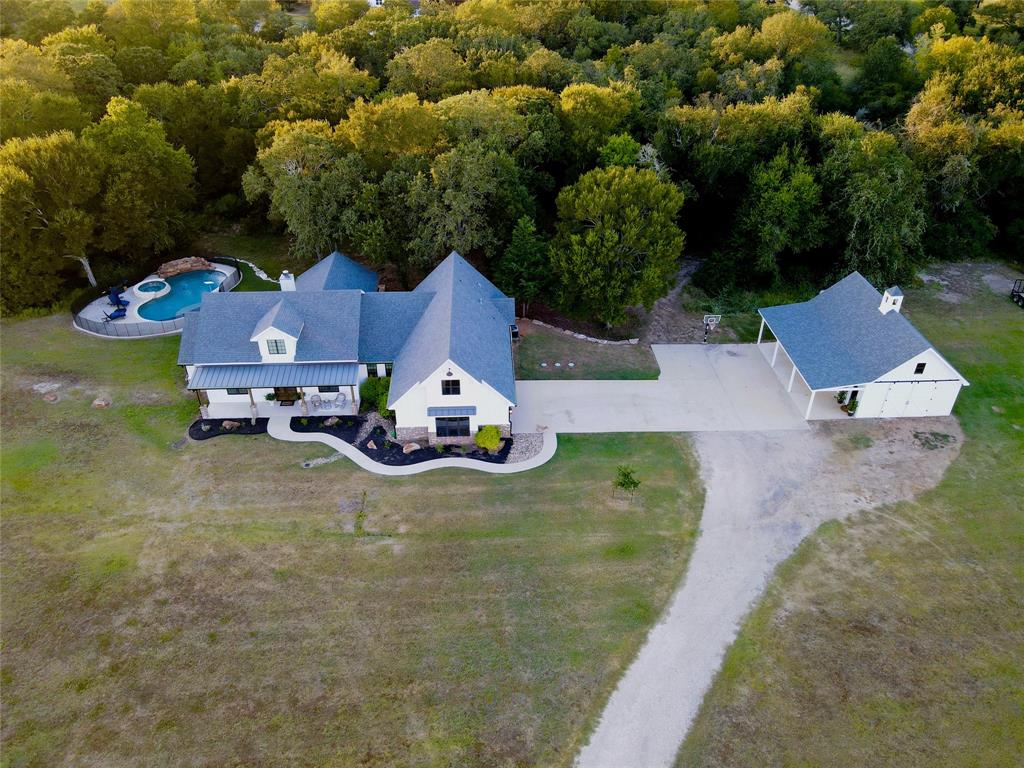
356,426,513,466
189,418,268,440
289,415,363,443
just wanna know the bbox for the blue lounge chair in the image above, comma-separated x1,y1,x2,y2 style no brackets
107,287,129,308
103,307,126,321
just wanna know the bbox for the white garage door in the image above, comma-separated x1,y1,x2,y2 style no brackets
903,381,939,417
878,381,958,418
878,382,914,417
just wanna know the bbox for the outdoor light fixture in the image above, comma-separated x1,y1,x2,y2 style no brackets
446,369,453,376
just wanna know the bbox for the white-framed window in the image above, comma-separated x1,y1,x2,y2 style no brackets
318,386,340,393
226,388,248,395
267,339,286,355
442,379,461,396
914,363,926,375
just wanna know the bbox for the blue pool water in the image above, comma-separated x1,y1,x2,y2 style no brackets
137,270,226,320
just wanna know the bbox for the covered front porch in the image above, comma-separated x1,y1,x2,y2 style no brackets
187,362,361,420
195,388,359,420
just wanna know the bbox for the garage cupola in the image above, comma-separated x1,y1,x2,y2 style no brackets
880,286,903,315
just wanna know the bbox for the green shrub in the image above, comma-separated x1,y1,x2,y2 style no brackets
375,376,394,420
475,425,501,452
359,376,380,410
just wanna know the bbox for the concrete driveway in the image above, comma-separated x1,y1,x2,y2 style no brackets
511,344,807,434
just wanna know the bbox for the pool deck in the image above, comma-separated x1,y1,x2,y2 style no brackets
76,264,237,326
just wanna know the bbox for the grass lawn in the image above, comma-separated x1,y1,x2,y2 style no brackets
195,230,314,284
515,321,660,380
1,316,703,768
677,264,1024,768
680,283,817,343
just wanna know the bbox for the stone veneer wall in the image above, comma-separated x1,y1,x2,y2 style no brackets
397,423,511,446
396,426,429,443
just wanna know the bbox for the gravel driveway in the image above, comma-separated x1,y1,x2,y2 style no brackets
577,419,962,768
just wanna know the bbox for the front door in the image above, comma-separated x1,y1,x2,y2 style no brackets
274,387,299,405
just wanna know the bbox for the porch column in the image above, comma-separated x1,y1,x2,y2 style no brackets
299,386,308,416
787,364,797,392
771,341,780,367
757,317,765,345
248,388,257,424
804,389,816,419
350,385,356,411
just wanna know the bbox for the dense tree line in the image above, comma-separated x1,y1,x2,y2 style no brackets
1,0,1021,320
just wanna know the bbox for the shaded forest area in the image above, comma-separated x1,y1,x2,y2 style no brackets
2,0,1022,324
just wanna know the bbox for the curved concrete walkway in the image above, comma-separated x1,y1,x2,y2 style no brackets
266,414,557,476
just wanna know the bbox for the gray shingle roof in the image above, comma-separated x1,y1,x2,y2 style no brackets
387,252,516,407
759,272,951,390
179,252,516,407
250,300,304,339
296,251,378,293
178,290,362,364
358,292,433,362
188,362,359,389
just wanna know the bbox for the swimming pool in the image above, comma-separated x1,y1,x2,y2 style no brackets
137,270,226,321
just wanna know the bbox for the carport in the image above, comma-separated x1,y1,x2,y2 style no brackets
756,273,968,420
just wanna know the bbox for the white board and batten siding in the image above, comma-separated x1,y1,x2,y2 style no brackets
854,348,965,419
390,359,513,433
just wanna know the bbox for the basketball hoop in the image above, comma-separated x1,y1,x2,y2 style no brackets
702,314,722,344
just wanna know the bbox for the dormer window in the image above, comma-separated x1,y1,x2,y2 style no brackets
267,339,286,355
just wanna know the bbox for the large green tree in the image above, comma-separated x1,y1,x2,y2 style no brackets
550,166,685,326
408,140,533,266
0,130,101,311
723,146,826,286
82,97,195,259
821,119,927,284
494,216,549,315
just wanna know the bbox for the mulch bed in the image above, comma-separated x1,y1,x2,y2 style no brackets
356,426,512,466
189,418,268,440
289,415,363,443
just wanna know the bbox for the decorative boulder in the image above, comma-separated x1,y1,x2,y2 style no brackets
324,416,340,427
222,420,241,430
402,442,421,454
367,440,377,450
43,392,59,403
91,397,111,408
157,256,212,278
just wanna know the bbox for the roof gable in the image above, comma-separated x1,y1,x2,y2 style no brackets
388,252,516,406
296,251,378,293
758,272,961,390
250,300,304,340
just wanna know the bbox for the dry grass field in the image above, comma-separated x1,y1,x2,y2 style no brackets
1,315,702,768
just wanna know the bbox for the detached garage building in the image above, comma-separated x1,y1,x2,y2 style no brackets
757,272,968,420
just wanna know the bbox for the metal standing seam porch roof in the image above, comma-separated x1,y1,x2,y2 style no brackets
187,363,359,390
